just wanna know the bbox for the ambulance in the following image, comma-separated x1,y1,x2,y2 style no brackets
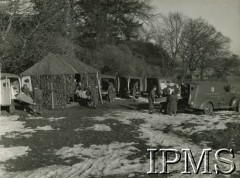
0,73,33,113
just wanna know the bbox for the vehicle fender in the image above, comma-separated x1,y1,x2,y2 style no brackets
199,100,215,110
230,97,239,108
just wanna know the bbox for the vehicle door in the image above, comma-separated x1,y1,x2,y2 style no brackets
223,85,234,107
213,85,225,108
21,76,33,92
0,79,11,106
188,84,197,106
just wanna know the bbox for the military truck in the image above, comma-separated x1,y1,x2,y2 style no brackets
0,73,33,113
179,81,240,115
143,77,172,97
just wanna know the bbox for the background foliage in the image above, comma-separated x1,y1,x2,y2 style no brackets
0,0,239,80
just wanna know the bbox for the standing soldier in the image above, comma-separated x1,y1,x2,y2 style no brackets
89,84,99,109
72,79,77,102
33,85,43,115
108,82,116,103
168,90,178,116
163,85,171,114
21,84,32,112
149,86,157,114
132,82,138,100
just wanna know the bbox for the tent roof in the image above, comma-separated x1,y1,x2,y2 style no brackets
21,53,98,76
66,55,98,74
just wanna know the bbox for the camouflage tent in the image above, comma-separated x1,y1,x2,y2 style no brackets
21,53,98,76
21,53,99,109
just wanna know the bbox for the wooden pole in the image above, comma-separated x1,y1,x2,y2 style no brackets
97,72,103,104
86,73,88,87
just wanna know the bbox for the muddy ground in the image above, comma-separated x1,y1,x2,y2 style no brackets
0,98,239,178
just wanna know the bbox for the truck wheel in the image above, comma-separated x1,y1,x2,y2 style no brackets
204,103,213,115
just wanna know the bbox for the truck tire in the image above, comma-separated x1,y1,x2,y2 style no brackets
203,102,213,115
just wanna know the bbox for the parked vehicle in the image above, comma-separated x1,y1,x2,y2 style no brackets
179,81,240,115
100,74,116,98
117,76,143,98
0,73,33,113
143,77,172,97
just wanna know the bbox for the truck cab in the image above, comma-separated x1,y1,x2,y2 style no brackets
0,73,32,113
179,81,240,115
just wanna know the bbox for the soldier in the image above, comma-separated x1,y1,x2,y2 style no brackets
132,82,138,100
33,85,43,115
21,84,32,112
22,84,31,96
148,86,157,114
88,85,99,109
108,82,116,103
163,85,171,114
168,90,178,116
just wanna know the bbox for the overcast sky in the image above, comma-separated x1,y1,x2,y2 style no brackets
150,0,240,56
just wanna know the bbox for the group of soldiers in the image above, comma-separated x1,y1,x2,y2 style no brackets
21,80,179,115
148,84,179,116
75,82,116,109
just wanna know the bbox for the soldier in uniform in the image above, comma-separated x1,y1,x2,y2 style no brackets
132,82,138,100
148,86,157,114
33,85,43,115
21,84,32,112
108,82,116,103
168,90,178,116
88,84,99,109
163,85,171,114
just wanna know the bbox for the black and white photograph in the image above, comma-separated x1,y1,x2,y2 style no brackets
0,0,240,177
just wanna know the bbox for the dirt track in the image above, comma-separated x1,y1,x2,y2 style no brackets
0,98,239,178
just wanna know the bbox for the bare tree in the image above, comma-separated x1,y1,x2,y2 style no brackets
150,12,187,76
180,18,230,80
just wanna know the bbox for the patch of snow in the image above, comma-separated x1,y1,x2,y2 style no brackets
91,116,107,121
75,124,112,132
26,116,66,122
0,115,35,140
0,146,30,162
35,125,54,131
48,117,66,122
27,116,44,120
54,142,143,177
1,110,240,178
90,124,112,131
